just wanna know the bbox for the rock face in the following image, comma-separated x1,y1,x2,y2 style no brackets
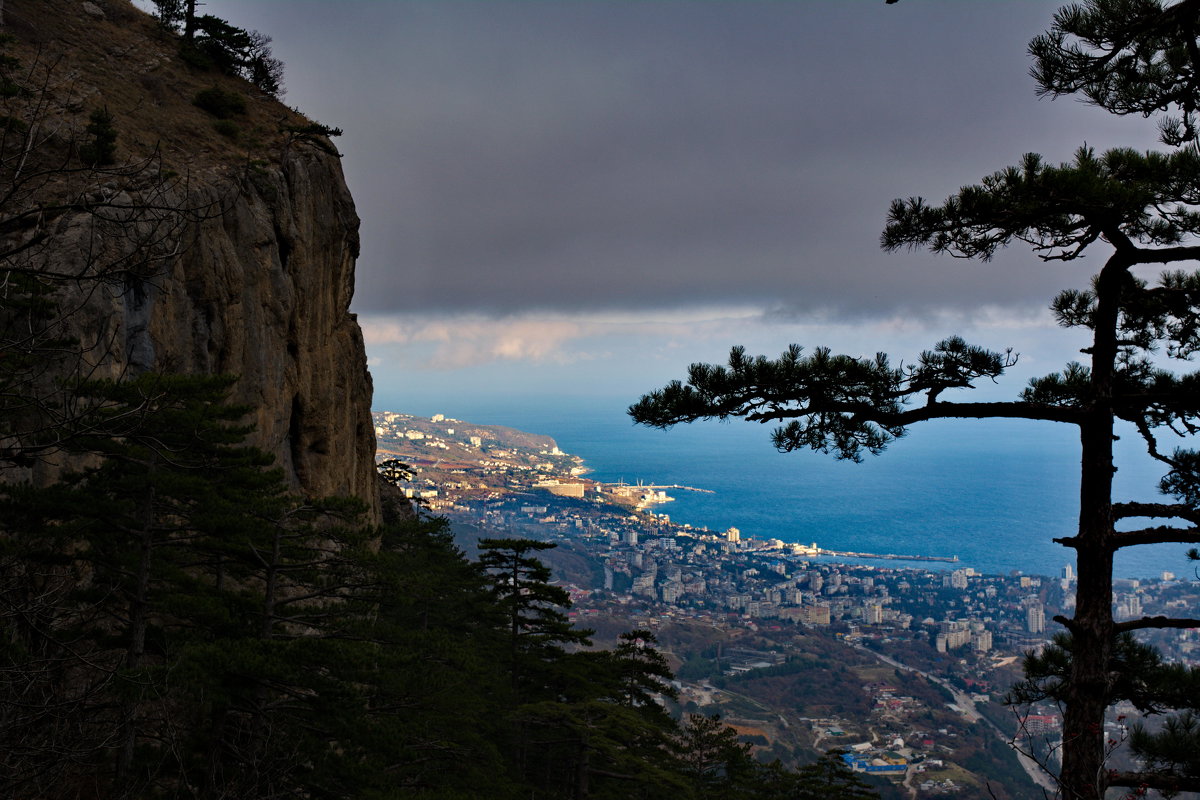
144,148,380,520
3,0,380,521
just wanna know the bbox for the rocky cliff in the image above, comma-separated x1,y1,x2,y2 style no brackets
3,0,380,520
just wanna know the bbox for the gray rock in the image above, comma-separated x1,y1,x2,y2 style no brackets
24,149,380,523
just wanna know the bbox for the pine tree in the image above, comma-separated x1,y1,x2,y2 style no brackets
673,713,759,800
630,2,1200,797
0,373,299,796
478,537,593,700
325,515,515,798
611,629,678,713
790,751,879,800
185,15,285,97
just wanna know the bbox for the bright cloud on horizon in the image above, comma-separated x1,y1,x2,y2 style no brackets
360,308,763,370
360,303,1069,373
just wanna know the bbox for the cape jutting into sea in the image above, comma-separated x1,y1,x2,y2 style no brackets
406,396,1193,580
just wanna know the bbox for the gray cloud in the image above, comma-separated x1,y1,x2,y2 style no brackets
203,1,1160,319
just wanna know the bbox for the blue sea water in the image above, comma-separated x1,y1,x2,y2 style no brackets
398,396,1195,580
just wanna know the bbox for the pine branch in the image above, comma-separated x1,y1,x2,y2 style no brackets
1110,526,1200,549
1129,244,1200,264
1112,502,1200,522
745,400,1082,426
1107,771,1200,794
1115,616,1200,634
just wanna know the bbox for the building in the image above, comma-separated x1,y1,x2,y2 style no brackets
534,479,586,498
661,582,682,604
1026,603,1046,634
1021,714,1061,737
936,628,972,653
798,604,831,625
631,573,656,599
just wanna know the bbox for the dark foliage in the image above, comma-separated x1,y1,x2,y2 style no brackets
77,107,117,166
167,10,284,97
193,85,246,119
1,376,882,798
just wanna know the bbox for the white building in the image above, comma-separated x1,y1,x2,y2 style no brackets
1026,603,1046,634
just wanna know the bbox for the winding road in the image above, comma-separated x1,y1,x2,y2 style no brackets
851,644,1058,795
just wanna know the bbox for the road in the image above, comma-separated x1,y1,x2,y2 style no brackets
852,644,1059,795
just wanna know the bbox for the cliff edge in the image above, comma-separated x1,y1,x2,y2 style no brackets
2,0,380,520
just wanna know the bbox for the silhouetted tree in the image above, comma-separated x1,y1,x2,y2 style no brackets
673,713,758,800
478,537,593,699
631,2,1200,797
184,14,284,96
611,629,678,712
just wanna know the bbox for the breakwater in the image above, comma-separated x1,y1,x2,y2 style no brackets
817,549,959,563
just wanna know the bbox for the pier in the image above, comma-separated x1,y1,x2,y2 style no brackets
816,549,958,563
608,482,715,494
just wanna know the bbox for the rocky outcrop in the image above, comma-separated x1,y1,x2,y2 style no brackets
144,148,380,520
3,0,380,521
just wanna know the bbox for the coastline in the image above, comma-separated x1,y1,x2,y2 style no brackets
376,407,1188,579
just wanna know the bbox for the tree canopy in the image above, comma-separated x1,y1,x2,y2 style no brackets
631,2,1200,797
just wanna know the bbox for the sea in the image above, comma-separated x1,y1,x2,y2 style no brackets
392,396,1196,580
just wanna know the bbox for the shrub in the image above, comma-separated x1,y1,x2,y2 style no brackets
213,119,239,140
78,107,117,166
178,41,213,71
193,86,246,119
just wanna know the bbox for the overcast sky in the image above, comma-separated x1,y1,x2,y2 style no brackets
192,1,1162,412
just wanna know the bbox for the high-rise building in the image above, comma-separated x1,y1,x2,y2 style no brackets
1026,603,1046,634
661,582,681,604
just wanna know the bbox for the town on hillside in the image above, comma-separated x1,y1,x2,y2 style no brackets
375,412,1200,799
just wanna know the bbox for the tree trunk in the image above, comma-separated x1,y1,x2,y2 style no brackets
576,734,590,800
1060,429,1114,799
1058,256,1126,799
184,0,196,40
116,457,158,790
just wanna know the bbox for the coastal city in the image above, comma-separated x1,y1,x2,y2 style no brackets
376,412,1200,798
374,417,1200,800
375,412,1197,662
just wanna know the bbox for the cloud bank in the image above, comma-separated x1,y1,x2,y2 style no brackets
206,1,1159,325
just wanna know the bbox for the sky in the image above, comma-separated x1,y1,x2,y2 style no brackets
188,1,1164,414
